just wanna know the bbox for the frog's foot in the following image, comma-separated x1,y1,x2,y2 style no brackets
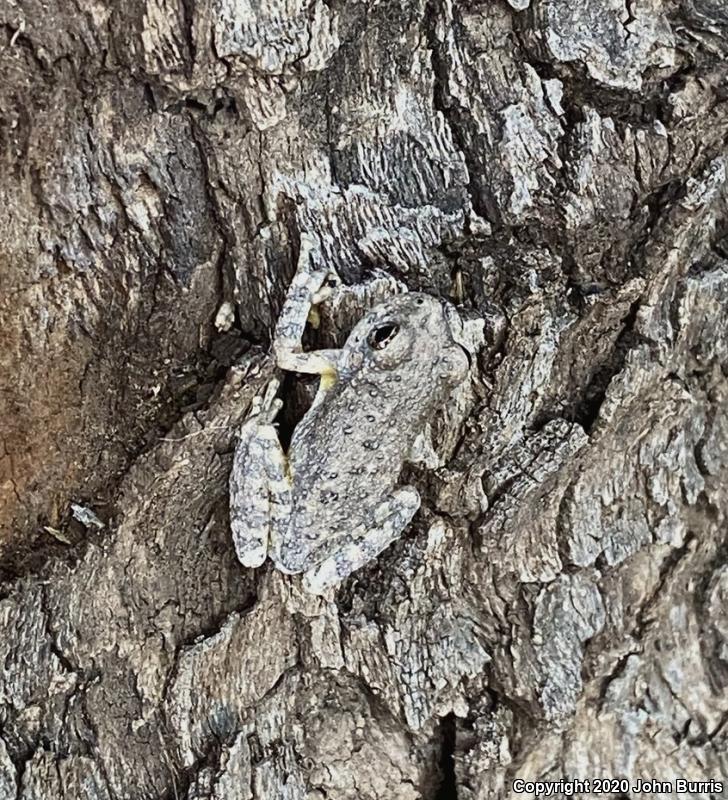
229,381,291,569
302,487,421,595
249,377,283,425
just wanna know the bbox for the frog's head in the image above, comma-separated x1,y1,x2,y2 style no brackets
342,292,470,388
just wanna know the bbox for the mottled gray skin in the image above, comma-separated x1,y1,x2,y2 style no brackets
230,252,469,593
284,294,468,564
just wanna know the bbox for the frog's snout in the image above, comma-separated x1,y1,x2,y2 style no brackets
449,341,471,385
436,338,470,387
438,300,471,381
455,340,472,373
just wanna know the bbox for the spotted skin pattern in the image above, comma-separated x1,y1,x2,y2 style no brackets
229,236,470,594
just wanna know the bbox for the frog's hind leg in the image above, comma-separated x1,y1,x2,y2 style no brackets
229,383,292,568
302,487,421,595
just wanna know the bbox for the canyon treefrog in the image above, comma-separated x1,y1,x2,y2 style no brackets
229,236,470,594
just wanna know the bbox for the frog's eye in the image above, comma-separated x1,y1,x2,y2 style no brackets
368,323,399,350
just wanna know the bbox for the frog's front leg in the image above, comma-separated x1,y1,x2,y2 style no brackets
274,233,340,378
302,487,421,595
229,380,292,568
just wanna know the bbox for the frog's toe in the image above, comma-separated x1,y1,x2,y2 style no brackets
271,540,308,575
302,558,341,595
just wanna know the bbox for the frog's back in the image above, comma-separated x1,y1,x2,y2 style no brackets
278,290,467,572
288,373,428,538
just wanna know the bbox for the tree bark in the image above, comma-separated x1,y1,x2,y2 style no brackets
1,0,727,798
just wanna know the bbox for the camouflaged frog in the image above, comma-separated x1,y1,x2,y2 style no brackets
229,236,470,594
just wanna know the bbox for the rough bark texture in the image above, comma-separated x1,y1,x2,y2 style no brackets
1,0,727,798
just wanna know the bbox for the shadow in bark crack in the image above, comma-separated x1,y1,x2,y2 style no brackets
435,713,458,800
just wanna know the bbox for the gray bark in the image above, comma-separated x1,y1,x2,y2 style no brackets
1,0,727,798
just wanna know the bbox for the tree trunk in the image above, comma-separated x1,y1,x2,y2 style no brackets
1,0,727,797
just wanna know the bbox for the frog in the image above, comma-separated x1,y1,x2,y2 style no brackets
229,234,471,595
